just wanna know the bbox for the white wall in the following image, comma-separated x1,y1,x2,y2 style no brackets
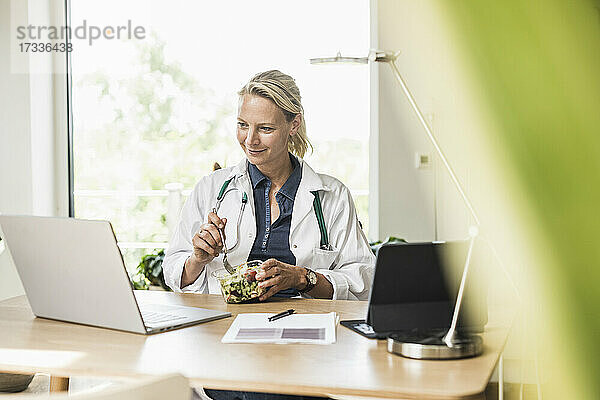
371,0,436,241
0,0,68,301
0,0,31,300
0,0,33,214
372,0,483,242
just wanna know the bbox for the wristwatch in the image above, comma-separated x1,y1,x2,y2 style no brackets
299,268,318,293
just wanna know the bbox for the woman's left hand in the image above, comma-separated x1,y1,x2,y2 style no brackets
255,258,306,301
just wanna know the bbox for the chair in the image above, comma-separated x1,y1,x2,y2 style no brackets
0,374,190,400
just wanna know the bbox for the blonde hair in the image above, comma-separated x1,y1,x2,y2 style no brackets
238,70,312,158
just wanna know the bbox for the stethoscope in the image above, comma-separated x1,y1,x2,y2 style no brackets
214,177,248,251
213,177,331,252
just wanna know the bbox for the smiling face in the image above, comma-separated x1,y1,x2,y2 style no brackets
237,94,299,169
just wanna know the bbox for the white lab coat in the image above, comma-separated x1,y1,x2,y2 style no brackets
163,158,375,300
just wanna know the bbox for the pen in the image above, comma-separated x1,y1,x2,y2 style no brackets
268,309,295,322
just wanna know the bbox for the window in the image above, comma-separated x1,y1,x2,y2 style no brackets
70,0,370,271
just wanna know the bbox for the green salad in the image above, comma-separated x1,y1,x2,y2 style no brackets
218,262,264,303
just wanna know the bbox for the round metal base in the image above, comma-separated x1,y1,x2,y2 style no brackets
387,331,483,360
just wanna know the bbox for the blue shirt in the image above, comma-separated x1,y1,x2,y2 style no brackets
247,154,302,296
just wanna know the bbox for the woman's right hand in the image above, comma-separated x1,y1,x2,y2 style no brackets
181,212,227,288
192,212,227,265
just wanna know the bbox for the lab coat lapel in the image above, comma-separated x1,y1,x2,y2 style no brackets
226,158,248,181
290,160,328,237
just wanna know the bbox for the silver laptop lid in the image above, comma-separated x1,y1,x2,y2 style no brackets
0,215,147,334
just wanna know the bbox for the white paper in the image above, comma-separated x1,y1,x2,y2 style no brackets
221,312,337,344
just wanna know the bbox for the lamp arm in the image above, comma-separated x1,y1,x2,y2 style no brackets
383,56,480,227
442,229,477,346
379,52,481,347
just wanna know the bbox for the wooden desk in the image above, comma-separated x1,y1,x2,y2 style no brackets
0,291,510,399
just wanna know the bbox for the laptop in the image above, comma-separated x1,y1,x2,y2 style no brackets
0,215,230,334
341,241,488,339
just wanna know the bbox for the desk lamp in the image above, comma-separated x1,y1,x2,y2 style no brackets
310,50,482,359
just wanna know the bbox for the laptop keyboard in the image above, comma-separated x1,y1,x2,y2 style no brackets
140,310,187,325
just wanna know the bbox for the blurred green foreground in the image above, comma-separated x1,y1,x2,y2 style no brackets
445,1,600,398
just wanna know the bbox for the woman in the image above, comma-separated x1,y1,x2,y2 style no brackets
163,70,374,301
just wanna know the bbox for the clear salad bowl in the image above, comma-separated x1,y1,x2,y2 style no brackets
212,260,265,304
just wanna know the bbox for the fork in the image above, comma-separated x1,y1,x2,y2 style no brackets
213,208,235,274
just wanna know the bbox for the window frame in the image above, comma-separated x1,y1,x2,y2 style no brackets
65,0,75,217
